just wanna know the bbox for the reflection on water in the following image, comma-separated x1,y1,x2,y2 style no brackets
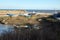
0,24,14,35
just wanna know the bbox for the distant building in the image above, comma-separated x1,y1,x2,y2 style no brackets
7,13,19,17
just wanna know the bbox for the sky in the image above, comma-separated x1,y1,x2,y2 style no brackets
0,0,60,10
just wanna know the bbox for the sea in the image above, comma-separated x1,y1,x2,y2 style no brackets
26,10,60,13
0,9,60,13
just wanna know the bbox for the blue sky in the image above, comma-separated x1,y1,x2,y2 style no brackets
0,0,60,10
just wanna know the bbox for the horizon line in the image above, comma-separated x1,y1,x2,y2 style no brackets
0,9,60,10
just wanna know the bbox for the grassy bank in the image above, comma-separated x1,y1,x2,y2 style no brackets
0,15,40,25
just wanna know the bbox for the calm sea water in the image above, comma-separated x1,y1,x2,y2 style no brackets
0,9,60,13
0,24,14,35
26,10,60,13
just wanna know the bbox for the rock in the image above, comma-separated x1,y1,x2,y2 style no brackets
4,22,8,25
